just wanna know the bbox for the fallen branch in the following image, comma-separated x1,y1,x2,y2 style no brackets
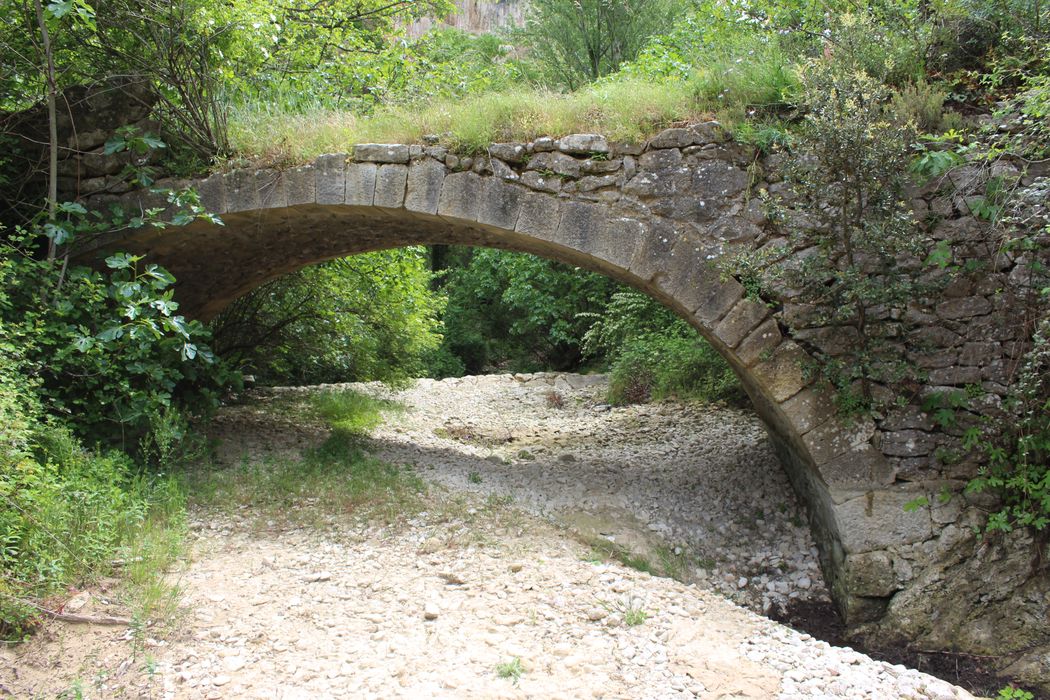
27,601,131,626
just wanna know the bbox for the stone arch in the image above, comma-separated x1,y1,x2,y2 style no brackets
83,144,934,626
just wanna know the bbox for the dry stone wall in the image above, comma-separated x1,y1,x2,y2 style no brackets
82,123,1050,690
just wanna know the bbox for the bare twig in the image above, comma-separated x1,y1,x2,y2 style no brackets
33,605,132,626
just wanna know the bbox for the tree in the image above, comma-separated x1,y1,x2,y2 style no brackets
520,0,682,89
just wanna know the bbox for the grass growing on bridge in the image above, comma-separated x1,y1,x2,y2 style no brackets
226,78,707,165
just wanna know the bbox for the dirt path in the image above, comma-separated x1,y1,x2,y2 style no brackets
2,374,980,699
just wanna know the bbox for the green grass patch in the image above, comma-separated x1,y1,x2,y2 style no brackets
227,78,707,165
185,433,426,527
310,388,401,437
185,388,423,526
495,657,525,683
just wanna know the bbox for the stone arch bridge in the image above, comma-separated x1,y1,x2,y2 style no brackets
82,124,1049,683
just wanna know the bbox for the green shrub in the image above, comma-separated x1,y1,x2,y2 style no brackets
211,249,443,385
890,79,949,132
608,335,746,406
1,190,234,446
438,248,619,373
0,371,184,637
517,0,683,89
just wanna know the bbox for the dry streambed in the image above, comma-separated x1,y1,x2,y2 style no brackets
2,373,979,699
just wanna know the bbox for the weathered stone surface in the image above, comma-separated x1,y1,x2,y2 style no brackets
477,178,523,230
927,365,983,385
845,551,899,597
253,170,284,209
835,489,934,552
577,174,619,192
638,148,683,172
374,164,408,208
514,191,561,241
713,298,769,349
437,171,483,222
353,143,411,164
749,341,809,403
959,341,999,365
196,173,227,213
405,159,446,215
552,200,603,251
936,296,992,319
581,158,622,174
489,158,519,181
735,319,783,367
556,133,609,154
821,445,896,491
519,170,561,194
531,136,556,152
284,165,315,206
779,387,837,436
803,417,877,467
880,430,937,458
649,128,695,149
488,143,527,163
527,151,581,178
345,163,377,206
223,170,260,212
314,154,347,205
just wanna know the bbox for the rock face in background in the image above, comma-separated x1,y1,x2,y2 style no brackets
405,0,527,38
76,114,1050,690
0,78,158,210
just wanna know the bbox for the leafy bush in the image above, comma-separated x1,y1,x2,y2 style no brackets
0,344,184,637
518,0,683,89
438,248,619,372
1,242,230,445
581,290,744,406
211,249,443,385
608,335,745,406
311,389,398,438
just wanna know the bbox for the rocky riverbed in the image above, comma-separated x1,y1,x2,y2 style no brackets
1,373,984,699
346,372,827,617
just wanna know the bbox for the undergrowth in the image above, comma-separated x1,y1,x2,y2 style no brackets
607,335,746,407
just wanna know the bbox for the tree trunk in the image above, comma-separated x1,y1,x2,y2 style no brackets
33,0,59,260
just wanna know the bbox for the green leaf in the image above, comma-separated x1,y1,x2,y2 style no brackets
43,223,71,246
45,0,73,18
103,135,127,155
141,133,166,150
924,241,952,269
105,253,136,270
97,325,124,342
